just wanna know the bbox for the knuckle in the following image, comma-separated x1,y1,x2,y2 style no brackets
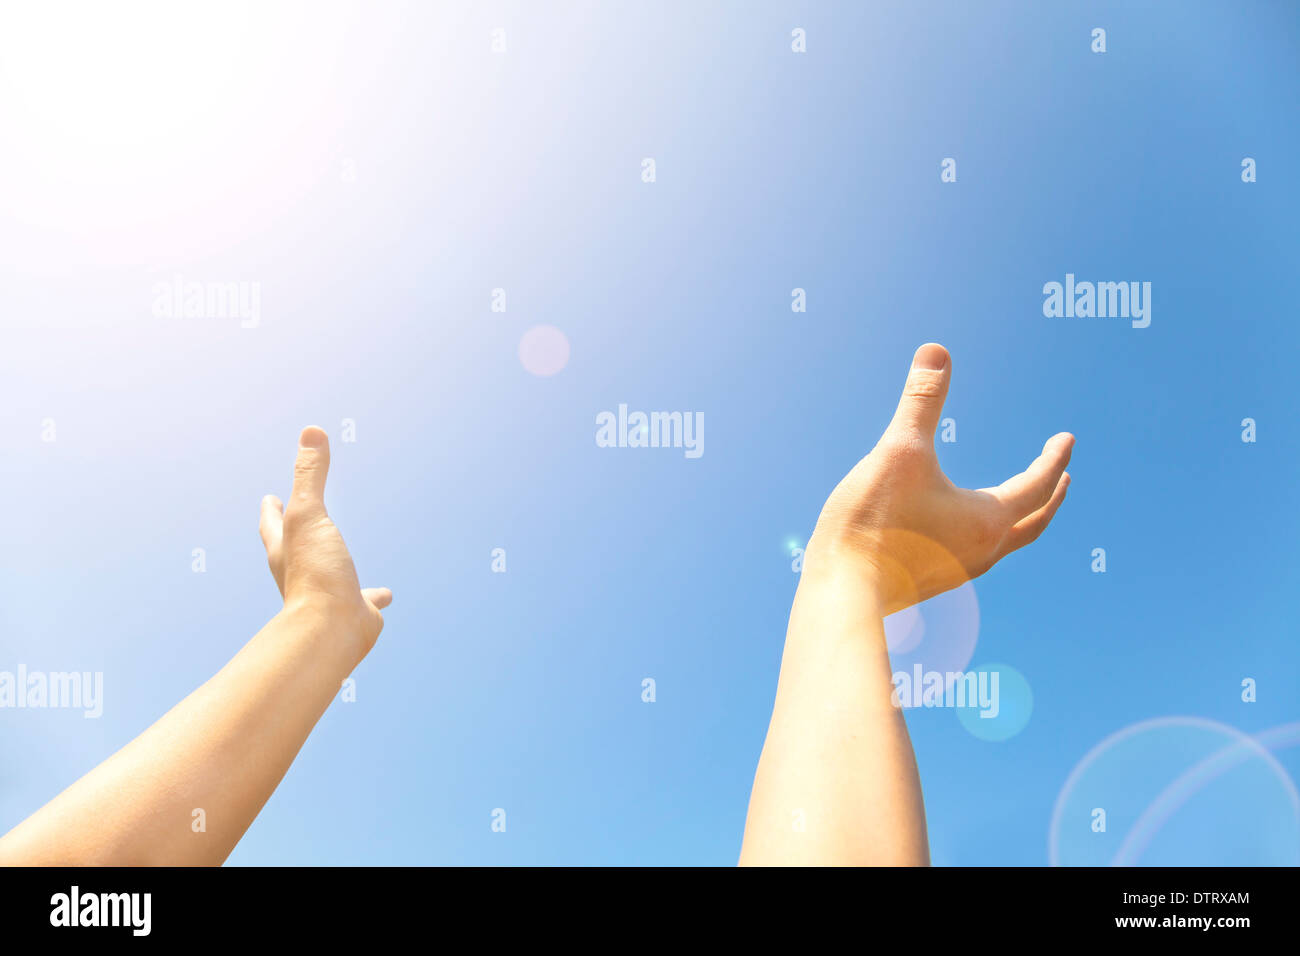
875,432,927,464
903,373,945,401
282,508,319,534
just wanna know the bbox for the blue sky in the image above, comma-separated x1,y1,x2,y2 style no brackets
1,1,1298,865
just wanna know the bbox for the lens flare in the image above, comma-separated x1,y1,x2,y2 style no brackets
1049,717,1300,866
518,325,570,377
884,580,980,679
955,662,1033,742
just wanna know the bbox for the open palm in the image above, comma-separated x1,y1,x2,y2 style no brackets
808,344,1073,616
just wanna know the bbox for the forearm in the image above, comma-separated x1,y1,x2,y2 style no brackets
0,601,361,866
739,565,929,866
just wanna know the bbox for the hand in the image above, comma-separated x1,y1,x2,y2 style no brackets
259,426,392,653
805,344,1073,617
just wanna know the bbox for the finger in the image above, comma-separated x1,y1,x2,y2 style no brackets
362,587,393,610
999,471,1070,557
258,494,284,555
991,432,1074,521
289,426,330,512
886,343,951,443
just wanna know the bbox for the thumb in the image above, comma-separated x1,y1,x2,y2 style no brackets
258,494,284,556
886,343,951,442
289,426,331,512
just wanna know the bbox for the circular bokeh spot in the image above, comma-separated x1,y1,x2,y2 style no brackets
884,603,925,656
884,581,981,692
955,662,1033,742
1049,717,1300,866
518,325,570,376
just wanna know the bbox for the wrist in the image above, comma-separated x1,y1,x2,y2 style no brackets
788,563,890,660
798,531,889,612
795,565,886,617
278,594,373,669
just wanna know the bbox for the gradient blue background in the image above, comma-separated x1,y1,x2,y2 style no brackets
1,1,1298,865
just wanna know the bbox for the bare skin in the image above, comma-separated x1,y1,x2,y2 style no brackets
740,344,1073,866
0,426,389,865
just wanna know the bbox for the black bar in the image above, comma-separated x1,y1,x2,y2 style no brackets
0,865,1284,942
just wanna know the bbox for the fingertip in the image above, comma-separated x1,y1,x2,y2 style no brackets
364,587,393,610
912,342,950,371
1043,432,1075,461
299,426,328,450
258,494,285,548
259,495,283,528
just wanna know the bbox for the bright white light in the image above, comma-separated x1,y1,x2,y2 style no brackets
0,2,355,265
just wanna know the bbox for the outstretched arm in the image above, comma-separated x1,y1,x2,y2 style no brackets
740,344,1073,866
0,427,391,866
